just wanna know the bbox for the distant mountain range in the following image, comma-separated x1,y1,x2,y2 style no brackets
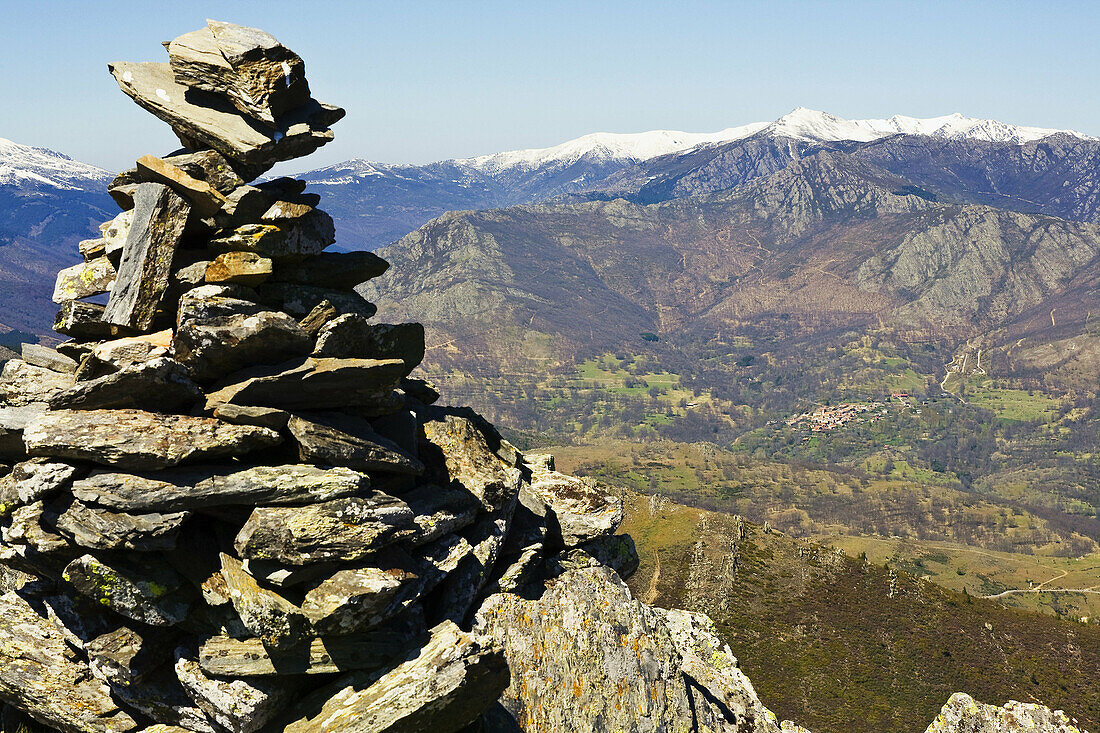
0,138,114,340
300,108,1099,249
2,108,1098,341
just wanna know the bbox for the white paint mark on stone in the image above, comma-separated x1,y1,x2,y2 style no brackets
122,71,133,83
155,88,171,102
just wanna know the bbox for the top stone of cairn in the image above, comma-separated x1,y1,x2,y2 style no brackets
110,20,343,181
168,20,311,125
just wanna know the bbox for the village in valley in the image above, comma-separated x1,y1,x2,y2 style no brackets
783,393,917,434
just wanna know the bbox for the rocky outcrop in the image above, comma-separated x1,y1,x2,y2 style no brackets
476,565,791,733
925,693,1086,733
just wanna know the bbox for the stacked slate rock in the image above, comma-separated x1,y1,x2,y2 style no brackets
0,21,627,733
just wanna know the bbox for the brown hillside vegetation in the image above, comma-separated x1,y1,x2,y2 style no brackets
618,491,1100,733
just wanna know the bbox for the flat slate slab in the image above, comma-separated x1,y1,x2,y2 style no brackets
205,357,407,411
110,61,343,179
283,621,508,733
24,409,281,470
63,554,192,627
234,494,415,565
52,256,116,304
50,495,190,552
288,412,424,475
197,616,428,677
71,464,366,512
48,357,202,413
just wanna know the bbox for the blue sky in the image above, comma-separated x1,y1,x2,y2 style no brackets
2,0,1097,172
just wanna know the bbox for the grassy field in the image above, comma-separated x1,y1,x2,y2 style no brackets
944,374,1064,423
550,438,1098,566
819,534,1100,620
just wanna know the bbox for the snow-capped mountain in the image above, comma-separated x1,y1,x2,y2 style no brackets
758,108,1095,145
0,137,110,191
304,108,1093,187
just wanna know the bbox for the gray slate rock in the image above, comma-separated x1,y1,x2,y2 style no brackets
422,414,523,512
175,651,294,733
21,344,79,374
24,409,281,471
220,553,309,649
298,299,339,336
52,257,116,304
241,558,336,588
104,183,190,332
89,331,173,371
301,538,467,635
209,211,335,260
87,626,179,688
256,283,377,319
0,403,45,461
177,284,264,327
234,493,415,565
0,592,138,733
0,458,81,515
0,360,75,406
48,357,202,412
313,317,424,375
36,592,119,653
110,665,217,733
0,501,79,579
50,495,189,552
72,464,366,512
283,621,509,733
63,554,192,627
54,301,116,340
205,356,407,411
168,21,311,125
211,403,290,430
173,310,312,383
924,693,1084,733
475,566,788,733
197,609,428,677
110,61,342,180
273,251,388,290
400,483,480,547
524,460,623,548
163,149,245,194
289,412,424,475
433,499,515,626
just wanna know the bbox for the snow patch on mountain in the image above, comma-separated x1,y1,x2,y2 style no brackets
302,108,1094,185
459,123,770,174
0,137,110,191
763,108,1094,145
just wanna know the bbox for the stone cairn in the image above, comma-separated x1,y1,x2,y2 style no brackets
0,21,628,733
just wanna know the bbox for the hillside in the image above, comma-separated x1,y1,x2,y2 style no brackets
365,150,1100,371
616,490,1100,733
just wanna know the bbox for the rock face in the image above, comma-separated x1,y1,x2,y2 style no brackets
0,19,1081,733
476,565,793,733
924,693,1086,733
